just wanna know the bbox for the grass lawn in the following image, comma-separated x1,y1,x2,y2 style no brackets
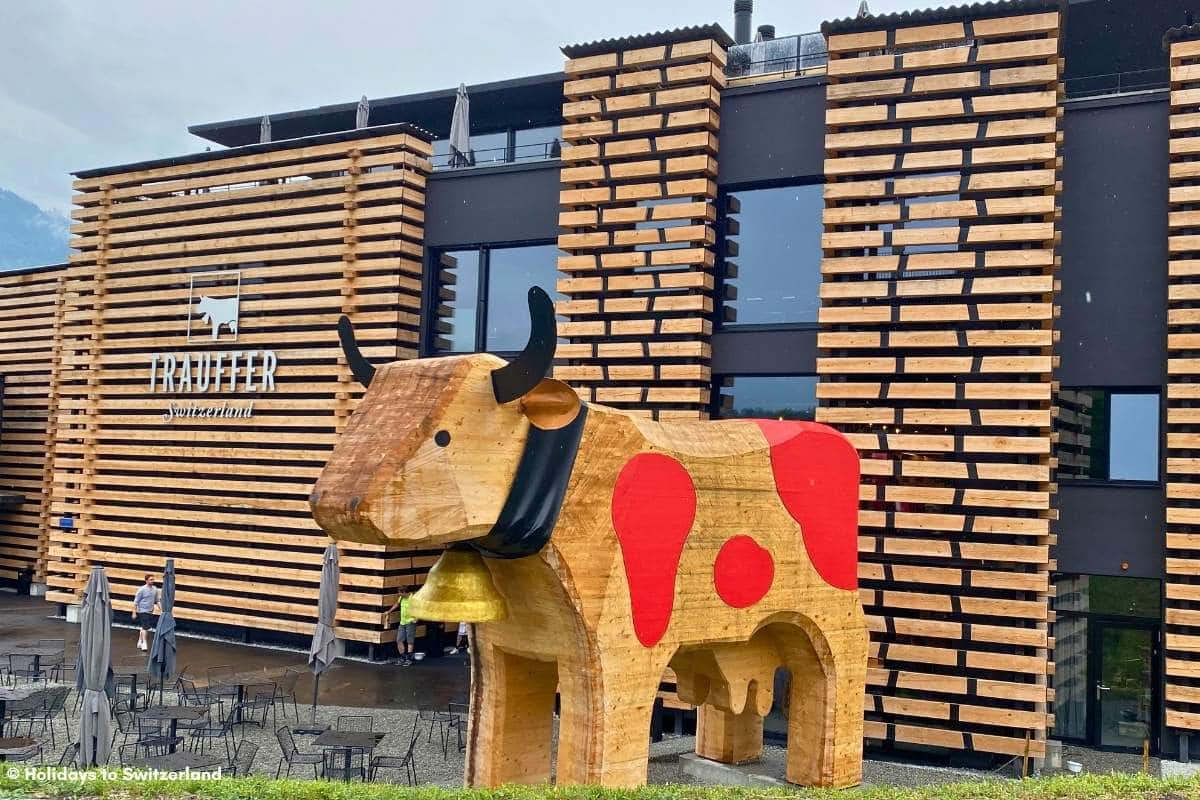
0,772,1199,800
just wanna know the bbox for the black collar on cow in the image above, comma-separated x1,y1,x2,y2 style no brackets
468,405,588,559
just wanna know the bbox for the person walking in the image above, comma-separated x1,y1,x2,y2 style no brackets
385,586,417,666
450,622,468,655
132,574,160,651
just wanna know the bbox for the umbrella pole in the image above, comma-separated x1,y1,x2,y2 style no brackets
311,673,320,724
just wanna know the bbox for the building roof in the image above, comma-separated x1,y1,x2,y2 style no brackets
822,0,1067,36
561,23,734,58
189,72,565,149
73,122,433,180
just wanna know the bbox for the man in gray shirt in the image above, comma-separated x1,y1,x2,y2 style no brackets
132,574,160,651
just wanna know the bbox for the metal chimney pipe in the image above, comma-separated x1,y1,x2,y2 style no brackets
734,0,753,45
756,24,775,41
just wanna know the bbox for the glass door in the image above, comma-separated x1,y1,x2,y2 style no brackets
1092,623,1158,750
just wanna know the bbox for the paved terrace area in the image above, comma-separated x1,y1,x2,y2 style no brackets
0,592,1159,786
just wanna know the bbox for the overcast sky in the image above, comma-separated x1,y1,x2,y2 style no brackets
1,0,912,214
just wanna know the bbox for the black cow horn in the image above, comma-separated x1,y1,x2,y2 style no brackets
491,287,556,404
338,315,376,387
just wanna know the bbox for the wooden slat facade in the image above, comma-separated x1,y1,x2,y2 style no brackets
817,5,1063,758
44,126,438,644
556,31,729,420
0,265,66,584
1166,31,1200,733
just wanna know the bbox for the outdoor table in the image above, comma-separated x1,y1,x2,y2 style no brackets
195,665,294,724
0,736,39,762
8,644,63,677
131,750,223,772
313,729,384,782
0,685,43,735
137,705,205,753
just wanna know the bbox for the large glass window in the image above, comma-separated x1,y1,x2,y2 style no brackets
433,243,559,354
714,375,817,420
1057,389,1160,482
721,183,823,326
514,125,562,162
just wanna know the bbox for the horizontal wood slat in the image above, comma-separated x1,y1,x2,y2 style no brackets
0,267,65,583
556,32,725,420
47,131,435,645
1167,34,1200,737
819,7,1061,759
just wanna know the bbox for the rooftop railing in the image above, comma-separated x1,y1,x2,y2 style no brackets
726,33,829,82
431,139,561,170
1064,67,1169,99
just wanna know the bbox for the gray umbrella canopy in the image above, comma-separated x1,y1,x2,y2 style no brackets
76,566,114,767
147,559,177,693
307,543,339,717
448,83,471,167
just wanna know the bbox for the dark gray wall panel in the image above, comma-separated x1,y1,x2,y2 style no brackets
1059,95,1168,387
425,162,559,248
719,80,826,188
1057,485,1165,579
711,328,817,375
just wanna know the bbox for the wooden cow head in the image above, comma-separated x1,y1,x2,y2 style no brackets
311,288,584,551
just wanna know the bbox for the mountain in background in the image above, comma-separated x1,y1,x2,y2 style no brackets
0,188,69,270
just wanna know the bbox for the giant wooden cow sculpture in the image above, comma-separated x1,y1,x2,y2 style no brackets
312,288,868,788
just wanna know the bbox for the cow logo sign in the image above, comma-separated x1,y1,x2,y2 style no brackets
187,270,241,342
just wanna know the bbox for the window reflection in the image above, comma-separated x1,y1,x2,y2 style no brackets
436,249,480,353
433,243,559,354
722,184,823,326
1058,389,1159,482
486,244,560,352
715,376,817,420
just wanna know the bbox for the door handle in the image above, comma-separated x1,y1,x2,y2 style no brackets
1096,683,1111,699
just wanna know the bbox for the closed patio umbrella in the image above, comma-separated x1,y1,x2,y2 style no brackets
147,558,177,705
307,542,339,722
76,566,114,766
448,83,471,167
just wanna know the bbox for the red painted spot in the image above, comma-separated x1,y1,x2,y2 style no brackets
611,452,696,647
714,535,774,608
755,419,860,591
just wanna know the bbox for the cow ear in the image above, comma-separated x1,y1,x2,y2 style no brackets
519,378,582,430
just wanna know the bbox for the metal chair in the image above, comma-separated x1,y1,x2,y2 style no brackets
274,725,323,779
7,654,45,685
369,717,420,784
112,673,148,712
446,702,469,754
235,682,275,730
225,739,258,776
16,685,70,748
271,668,301,721
37,640,65,681
188,699,238,762
117,741,141,767
337,715,373,731
57,741,79,766
204,666,239,705
416,705,446,752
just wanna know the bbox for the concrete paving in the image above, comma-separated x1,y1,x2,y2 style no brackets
0,591,469,711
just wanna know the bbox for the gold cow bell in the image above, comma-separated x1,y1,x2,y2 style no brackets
410,547,507,622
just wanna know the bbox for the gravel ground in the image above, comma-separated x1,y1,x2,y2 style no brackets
4,682,1144,788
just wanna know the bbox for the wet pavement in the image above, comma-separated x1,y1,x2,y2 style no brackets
0,591,469,710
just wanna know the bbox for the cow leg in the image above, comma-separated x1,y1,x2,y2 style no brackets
464,643,557,787
559,664,661,787
777,624,867,788
696,702,763,764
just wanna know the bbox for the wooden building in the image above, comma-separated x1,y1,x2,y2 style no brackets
0,0,1193,766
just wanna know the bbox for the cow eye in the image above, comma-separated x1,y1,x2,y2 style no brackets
434,430,451,447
